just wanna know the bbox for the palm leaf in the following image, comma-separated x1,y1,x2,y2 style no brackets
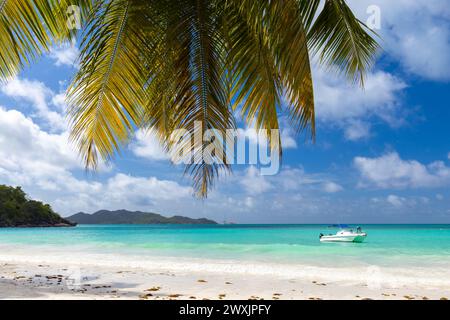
308,0,380,85
267,0,315,136
226,0,282,150
0,0,91,82
67,0,148,169
167,0,235,197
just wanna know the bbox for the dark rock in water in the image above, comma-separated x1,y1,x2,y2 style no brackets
66,209,217,225
0,185,76,228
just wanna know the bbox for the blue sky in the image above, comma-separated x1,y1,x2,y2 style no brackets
1,0,450,223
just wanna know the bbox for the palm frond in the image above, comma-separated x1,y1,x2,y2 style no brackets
268,0,315,136
226,0,282,150
67,0,148,169
168,0,235,197
297,0,321,31
308,0,380,85
0,0,91,82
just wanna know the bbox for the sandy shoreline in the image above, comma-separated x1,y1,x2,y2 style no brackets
1,256,449,300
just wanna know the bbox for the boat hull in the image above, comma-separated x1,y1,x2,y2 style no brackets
320,233,367,243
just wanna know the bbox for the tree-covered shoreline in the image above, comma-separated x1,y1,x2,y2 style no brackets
0,185,75,227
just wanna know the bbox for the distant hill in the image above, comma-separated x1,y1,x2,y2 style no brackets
0,185,75,227
67,209,217,225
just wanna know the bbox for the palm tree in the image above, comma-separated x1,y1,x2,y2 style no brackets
0,0,379,197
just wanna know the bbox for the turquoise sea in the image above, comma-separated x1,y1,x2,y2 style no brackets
0,224,449,270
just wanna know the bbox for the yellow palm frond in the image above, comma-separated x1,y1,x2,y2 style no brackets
308,0,380,85
226,0,282,151
0,0,379,198
0,0,91,82
169,0,235,197
67,0,148,169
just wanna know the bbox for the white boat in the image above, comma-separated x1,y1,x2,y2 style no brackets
319,226,367,243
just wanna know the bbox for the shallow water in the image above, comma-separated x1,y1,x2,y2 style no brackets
0,224,449,269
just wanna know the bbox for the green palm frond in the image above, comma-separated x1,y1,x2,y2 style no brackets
0,0,380,198
0,0,91,82
226,0,282,151
138,0,179,142
308,0,380,85
67,0,148,169
168,0,235,197
297,0,322,31
266,0,315,136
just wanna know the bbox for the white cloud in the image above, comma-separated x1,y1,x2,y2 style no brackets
131,129,168,161
344,120,371,141
51,92,67,112
309,0,450,140
281,128,298,149
240,166,342,195
131,126,298,163
277,167,319,190
314,68,406,124
354,152,450,189
244,196,254,208
313,67,407,140
240,166,272,195
0,107,79,171
348,0,450,81
386,195,406,207
104,173,191,202
51,173,192,215
0,107,192,215
238,127,297,150
48,43,79,67
1,78,66,131
323,181,344,193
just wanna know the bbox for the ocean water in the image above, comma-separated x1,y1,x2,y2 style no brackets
0,224,449,270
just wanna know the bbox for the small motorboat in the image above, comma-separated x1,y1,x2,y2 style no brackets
319,226,367,243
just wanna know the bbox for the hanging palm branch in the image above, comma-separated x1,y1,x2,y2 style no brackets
0,0,91,81
0,0,380,197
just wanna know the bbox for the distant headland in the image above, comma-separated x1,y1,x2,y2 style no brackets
0,185,75,228
66,210,218,225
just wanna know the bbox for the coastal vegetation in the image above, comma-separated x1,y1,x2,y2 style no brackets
0,185,75,227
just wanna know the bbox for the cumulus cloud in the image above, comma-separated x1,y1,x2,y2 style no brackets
313,67,407,140
238,127,297,150
347,0,450,81
309,0,450,140
240,166,273,195
48,43,79,67
1,78,66,131
0,107,191,215
51,173,192,215
386,195,406,207
130,129,169,161
323,181,344,193
237,166,343,197
354,152,450,189
314,68,406,123
0,107,79,170
343,120,371,141
131,125,298,163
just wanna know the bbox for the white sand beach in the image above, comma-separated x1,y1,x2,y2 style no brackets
1,249,449,300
